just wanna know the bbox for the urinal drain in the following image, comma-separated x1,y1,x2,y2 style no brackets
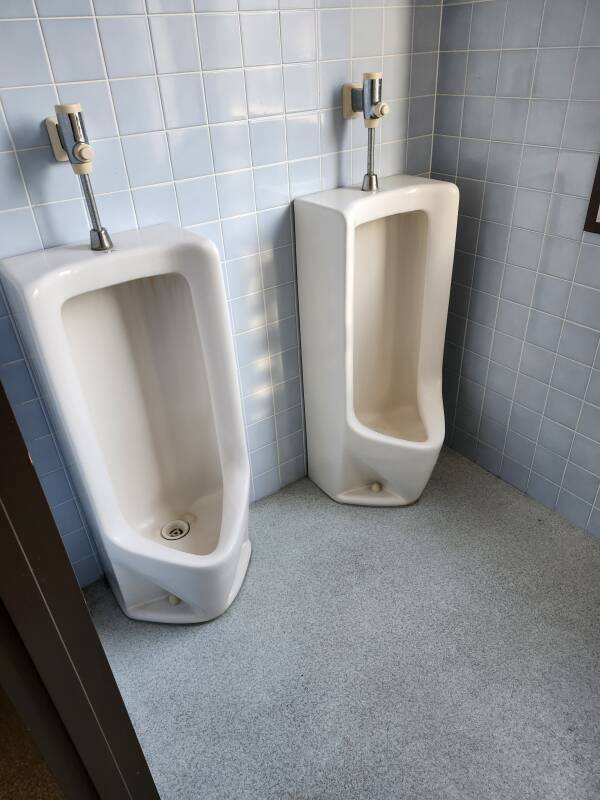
160,519,190,541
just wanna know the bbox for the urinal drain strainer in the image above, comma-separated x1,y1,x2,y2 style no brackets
160,519,190,541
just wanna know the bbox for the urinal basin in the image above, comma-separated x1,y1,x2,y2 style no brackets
0,225,251,622
295,175,459,506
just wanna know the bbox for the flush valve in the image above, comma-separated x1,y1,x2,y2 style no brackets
342,72,390,192
45,103,113,251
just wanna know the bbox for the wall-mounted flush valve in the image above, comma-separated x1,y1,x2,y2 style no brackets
342,72,389,192
46,104,113,251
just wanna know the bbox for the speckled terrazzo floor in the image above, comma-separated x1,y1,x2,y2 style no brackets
86,448,600,800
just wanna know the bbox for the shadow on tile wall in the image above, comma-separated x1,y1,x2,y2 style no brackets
0,0,440,584
436,0,600,537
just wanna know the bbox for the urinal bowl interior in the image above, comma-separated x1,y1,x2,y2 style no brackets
62,271,224,558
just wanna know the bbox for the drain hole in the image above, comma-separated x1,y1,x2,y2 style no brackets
160,519,190,541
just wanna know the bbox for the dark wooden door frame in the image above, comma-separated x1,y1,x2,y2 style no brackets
0,382,160,800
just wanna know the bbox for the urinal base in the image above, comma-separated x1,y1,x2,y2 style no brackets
111,540,252,624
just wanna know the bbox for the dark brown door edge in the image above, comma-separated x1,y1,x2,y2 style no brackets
0,382,160,800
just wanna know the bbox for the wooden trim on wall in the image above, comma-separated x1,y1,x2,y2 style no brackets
584,155,600,235
0,382,160,800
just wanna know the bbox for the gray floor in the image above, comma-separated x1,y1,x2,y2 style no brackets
86,449,600,800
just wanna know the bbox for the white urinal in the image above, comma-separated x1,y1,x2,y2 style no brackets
0,225,251,623
295,175,459,506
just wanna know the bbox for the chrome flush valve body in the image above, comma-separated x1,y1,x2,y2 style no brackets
342,72,390,191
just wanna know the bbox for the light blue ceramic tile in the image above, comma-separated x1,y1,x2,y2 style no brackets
519,146,559,191
72,555,102,588
253,164,289,210
540,0,586,47
249,117,286,166
168,127,212,180
247,416,276,451
216,169,255,218
352,8,383,58
272,375,301,413
204,70,246,123
226,253,262,298
37,0,92,15
121,132,171,187
465,50,499,97
244,385,275,425
520,342,554,384
149,14,200,74
563,100,600,152
94,0,145,11
148,0,192,9
532,274,570,318
281,10,316,63
0,316,21,365
97,17,154,78
558,323,599,367
250,442,279,476
267,315,298,354
581,1,600,47
195,0,236,9
95,191,137,233
28,434,61,477
33,199,89,247
240,0,277,8
566,285,600,332
0,359,36,405
271,348,300,385
503,0,544,49
527,472,559,508
0,1,35,17
62,529,94,565
13,399,50,443
222,214,259,259
319,108,350,153
547,194,587,241
196,13,242,70
318,9,351,59
40,469,72,506
239,355,271,398
384,6,412,55
231,291,266,335
89,138,128,194
277,428,303,463
436,52,467,95
159,74,206,128
539,236,579,280
257,206,291,251
0,21,51,87
264,281,296,323
533,47,578,100
538,418,574,458
546,388,582,430
525,100,568,148
210,121,251,172
41,18,103,82
19,147,83,204
319,60,350,109
555,151,597,199
275,403,302,438
235,325,268,367
575,244,600,291
110,77,163,135
132,183,179,226
570,434,600,476
0,151,28,210
0,207,41,258
253,466,280,499
175,175,218,225
0,86,58,149
556,490,592,529
245,67,285,117
283,62,319,112
0,113,10,152
260,245,294,288
240,12,281,66
286,113,319,160
512,189,550,233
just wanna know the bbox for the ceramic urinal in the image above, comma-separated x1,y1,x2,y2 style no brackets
0,225,251,622
295,175,459,506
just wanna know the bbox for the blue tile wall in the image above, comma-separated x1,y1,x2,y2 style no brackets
436,0,600,537
0,0,439,585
